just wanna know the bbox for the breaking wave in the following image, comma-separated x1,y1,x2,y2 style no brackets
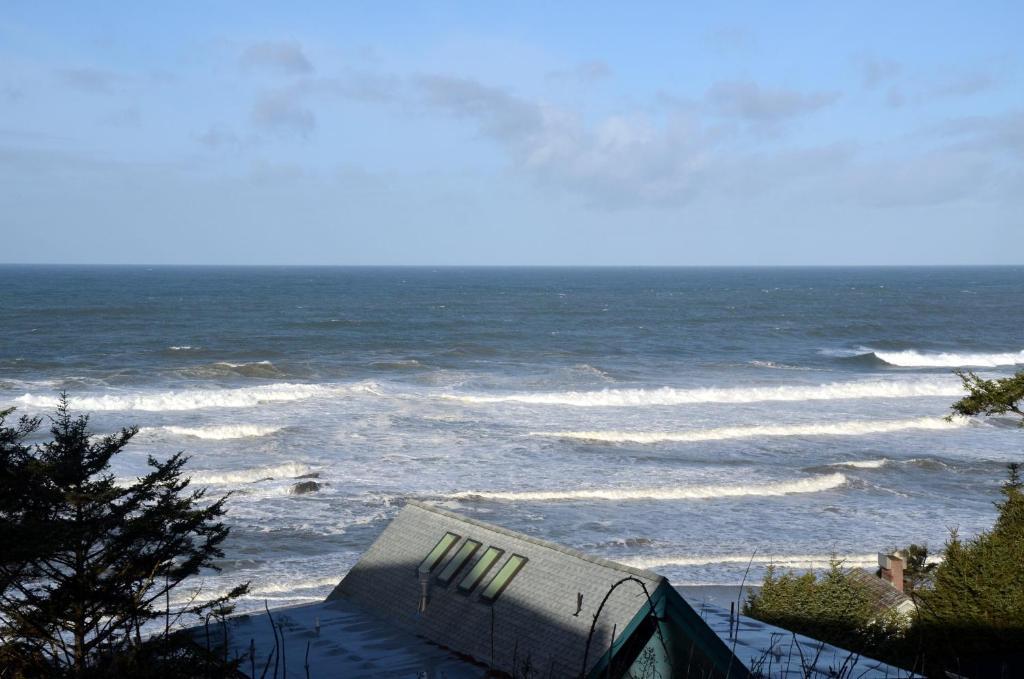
531,417,966,443
249,575,340,595
446,379,961,407
148,425,283,440
13,382,379,412
211,360,285,377
449,473,847,502
871,349,1024,368
169,575,339,608
829,459,889,469
189,462,312,485
622,553,880,571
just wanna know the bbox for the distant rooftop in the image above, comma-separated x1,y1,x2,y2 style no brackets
846,568,916,615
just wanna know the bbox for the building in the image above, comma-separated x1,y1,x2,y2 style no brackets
212,502,917,677
846,553,916,619
328,500,744,678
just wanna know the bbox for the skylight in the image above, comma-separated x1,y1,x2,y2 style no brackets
480,554,528,602
418,532,460,574
437,539,481,584
457,546,504,593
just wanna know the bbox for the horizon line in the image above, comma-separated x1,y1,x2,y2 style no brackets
1,262,1021,269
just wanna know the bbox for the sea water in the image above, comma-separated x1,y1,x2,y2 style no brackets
1,265,1021,611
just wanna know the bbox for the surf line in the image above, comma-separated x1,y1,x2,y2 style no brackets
529,416,966,443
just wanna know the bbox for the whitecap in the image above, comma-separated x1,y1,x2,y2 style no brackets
829,459,890,469
14,381,378,412
448,472,847,502
532,417,966,444
622,553,880,570
189,462,312,485
213,360,274,368
872,349,1024,368
146,424,283,440
445,378,962,407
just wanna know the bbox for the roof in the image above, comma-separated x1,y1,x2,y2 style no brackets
202,504,914,678
208,597,485,678
328,500,741,678
686,596,920,678
846,568,915,615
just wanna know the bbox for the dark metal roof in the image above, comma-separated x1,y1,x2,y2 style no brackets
328,501,743,678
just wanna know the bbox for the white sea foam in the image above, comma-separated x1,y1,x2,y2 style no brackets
168,345,196,351
249,575,340,595
169,575,339,608
14,382,378,412
445,379,961,407
189,462,312,485
830,459,890,469
214,360,275,368
149,425,283,440
449,473,847,502
872,349,1024,367
532,417,965,444
622,553,881,571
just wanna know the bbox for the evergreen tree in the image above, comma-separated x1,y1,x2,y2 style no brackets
896,544,935,594
0,396,248,676
744,558,906,655
914,463,1024,674
949,369,1024,424
0,407,44,602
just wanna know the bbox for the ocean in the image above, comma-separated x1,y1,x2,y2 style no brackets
1,265,1021,612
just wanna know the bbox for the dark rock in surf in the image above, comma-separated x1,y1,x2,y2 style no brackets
290,481,321,495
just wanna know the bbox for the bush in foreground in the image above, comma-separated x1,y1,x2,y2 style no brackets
744,558,907,661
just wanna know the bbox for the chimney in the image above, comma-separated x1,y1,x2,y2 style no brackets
878,553,905,592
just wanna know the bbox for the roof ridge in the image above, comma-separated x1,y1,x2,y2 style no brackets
846,567,912,600
405,500,665,583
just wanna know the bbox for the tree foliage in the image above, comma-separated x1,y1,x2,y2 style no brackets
949,369,1024,423
0,397,248,677
744,559,906,655
744,374,1024,676
913,463,1024,673
897,544,935,594
878,543,935,594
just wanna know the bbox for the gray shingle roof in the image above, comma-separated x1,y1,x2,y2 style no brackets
328,501,689,677
846,568,913,614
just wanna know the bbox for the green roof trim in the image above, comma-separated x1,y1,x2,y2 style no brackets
586,581,751,679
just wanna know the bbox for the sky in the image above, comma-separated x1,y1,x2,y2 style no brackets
1,2,1022,265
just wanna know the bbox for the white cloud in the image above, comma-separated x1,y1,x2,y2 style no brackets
707,81,839,122
251,89,315,137
54,67,123,94
240,41,313,76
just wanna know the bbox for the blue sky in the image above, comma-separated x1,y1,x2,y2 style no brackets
1,2,1021,264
